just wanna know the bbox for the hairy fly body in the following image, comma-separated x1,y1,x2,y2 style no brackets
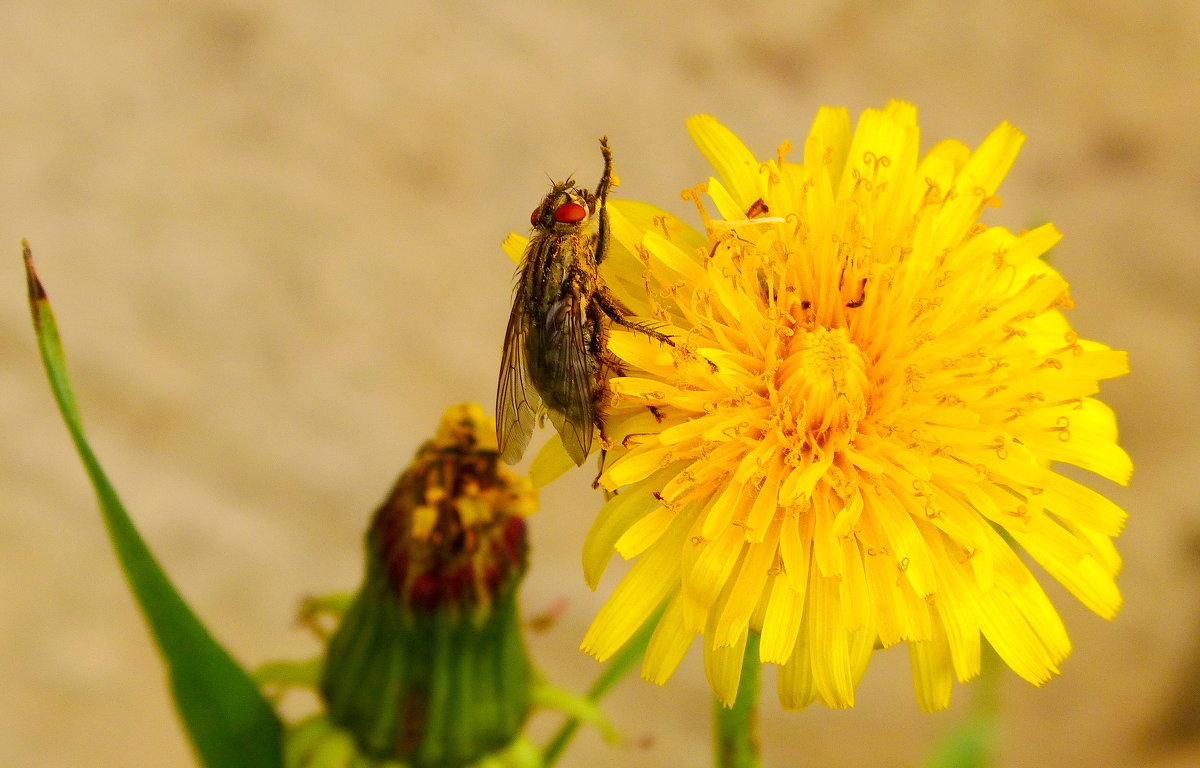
497,137,672,466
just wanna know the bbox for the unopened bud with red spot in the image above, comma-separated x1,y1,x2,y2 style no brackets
320,403,537,768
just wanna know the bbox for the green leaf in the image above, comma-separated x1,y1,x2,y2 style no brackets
23,242,284,768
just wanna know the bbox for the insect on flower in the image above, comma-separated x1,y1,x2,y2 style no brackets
497,137,673,467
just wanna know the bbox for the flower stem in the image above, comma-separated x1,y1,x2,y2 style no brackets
542,602,665,768
920,643,1003,768
713,632,762,768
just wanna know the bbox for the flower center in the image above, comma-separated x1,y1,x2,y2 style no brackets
775,325,869,442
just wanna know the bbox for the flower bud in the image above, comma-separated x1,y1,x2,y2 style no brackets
320,404,536,767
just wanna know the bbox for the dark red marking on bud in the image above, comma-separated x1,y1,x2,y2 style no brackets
444,567,470,603
503,517,527,561
554,202,587,223
408,572,439,609
482,565,505,595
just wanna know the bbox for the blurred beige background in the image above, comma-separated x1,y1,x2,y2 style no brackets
2,1,1196,766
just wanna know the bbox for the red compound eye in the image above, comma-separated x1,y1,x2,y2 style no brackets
530,206,542,226
553,202,587,223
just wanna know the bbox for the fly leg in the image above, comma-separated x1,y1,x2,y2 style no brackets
599,347,667,427
589,338,665,497
592,137,614,266
586,297,614,493
595,287,675,347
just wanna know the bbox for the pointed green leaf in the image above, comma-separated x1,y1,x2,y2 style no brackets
23,242,283,768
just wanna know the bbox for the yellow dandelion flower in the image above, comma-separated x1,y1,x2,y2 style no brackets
573,101,1131,711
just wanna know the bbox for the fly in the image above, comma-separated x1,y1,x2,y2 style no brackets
497,137,673,466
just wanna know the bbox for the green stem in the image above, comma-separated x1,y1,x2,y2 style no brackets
920,643,1003,768
975,641,1003,718
713,632,762,768
542,602,666,768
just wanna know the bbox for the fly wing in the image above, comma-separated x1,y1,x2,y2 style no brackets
537,289,597,466
496,281,540,465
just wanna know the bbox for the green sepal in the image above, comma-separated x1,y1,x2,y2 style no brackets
321,538,532,767
256,658,325,694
